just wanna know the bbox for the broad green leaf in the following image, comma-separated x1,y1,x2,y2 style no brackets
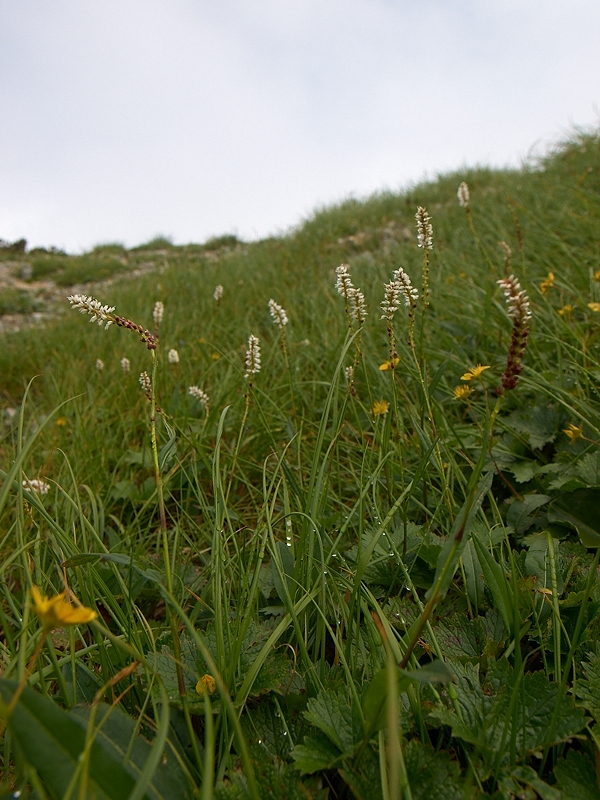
303,687,362,754
403,740,463,800
338,743,383,800
217,753,319,799
426,470,494,601
291,732,343,774
576,451,600,485
554,750,600,800
431,661,586,762
506,405,560,449
506,494,551,535
548,488,600,547
462,539,484,612
0,680,190,799
510,766,561,800
575,651,600,721
472,536,514,632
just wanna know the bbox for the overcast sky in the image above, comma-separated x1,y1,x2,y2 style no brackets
1,0,599,252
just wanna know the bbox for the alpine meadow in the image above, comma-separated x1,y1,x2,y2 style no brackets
2,131,600,799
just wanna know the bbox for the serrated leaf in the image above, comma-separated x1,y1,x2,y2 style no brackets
507,766,561,800
506,494,551,535
338,744,383,800
403,740,463,800
292,732,343,774
554,750,600,800
303,687,362,754
430,661,586,762
548,488,600,547
506,406,560,449
575,651,600,721
576,451,600,486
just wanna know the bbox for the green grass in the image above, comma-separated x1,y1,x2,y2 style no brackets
1,130,600,798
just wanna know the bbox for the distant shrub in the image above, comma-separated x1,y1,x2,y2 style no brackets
0,289,42,315
90,243,126,256
53,256,128,286
202,234,240,251
130,235,174,251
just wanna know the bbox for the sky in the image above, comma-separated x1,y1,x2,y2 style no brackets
1,0,599,253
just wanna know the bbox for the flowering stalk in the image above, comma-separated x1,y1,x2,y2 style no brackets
496,274,532,394
380,280,401,367
335,263,367,362
415,206,433,310
153,301,164,338
68,294,156,350
268,298,289,359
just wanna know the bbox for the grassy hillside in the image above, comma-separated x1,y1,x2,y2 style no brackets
1,130,600,798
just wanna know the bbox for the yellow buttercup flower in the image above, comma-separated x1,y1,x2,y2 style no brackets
453,385,473,401
211,352,221,360
31,586,97,630
379,357,400,371
55,417,67,427
594,270,600,282
563,423,583,444
372,400,390,416
558,304,573,316
540,272,555,294
588,303,600,313
196,674,216,695
461,364,491,381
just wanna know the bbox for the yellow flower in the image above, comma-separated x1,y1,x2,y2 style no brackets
540,272,555,294
31,586,97,630
211,352,221,361
55,417,67,427
558,304,573,316
563,423,583,444
196,674,216,695
379,357,400,371
588,303,600,313
372,400,390,416
594,270,600,282
453,385,473,401
461,364,491,381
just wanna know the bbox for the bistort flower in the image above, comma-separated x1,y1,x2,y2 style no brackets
68,294,116,329
457,182,470,209
415,207,433,249
167,349,180,364
153,301,164,326
268,299,288,329
213,285,224,302
245,334,261,378
188,385,210,409
22,478,50,495
120,357,131,374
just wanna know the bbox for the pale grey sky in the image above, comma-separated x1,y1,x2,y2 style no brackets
1,0,599,251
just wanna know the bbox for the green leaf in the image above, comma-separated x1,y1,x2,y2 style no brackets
427,470,494,601
158,417,177,472
472,536,514,632
575,651,600,721
303,687,362,754
430,661,586,762
462,539,484,612
338,744,383,800
554,750,600,800
510,766,561,800
506,494,551,535
0,680,191,799
506,405,561,449
403,740,463,800
548,488,600,547
576,451,600,485
292,732,343,774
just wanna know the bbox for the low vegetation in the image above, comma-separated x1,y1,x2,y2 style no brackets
1,131,600,798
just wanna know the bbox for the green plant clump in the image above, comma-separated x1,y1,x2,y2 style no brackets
2,130,600,798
